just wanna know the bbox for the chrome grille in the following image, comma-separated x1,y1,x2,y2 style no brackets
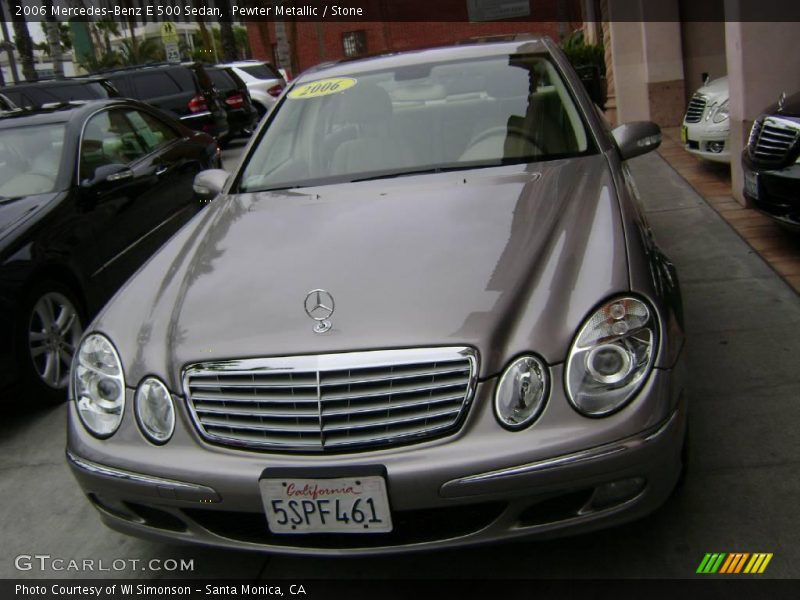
684,94,706,123
748,116,800,163
183,348,477,452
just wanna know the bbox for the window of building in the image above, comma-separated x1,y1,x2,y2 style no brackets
342,31,367,58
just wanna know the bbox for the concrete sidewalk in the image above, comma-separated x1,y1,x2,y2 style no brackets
0,149,798,580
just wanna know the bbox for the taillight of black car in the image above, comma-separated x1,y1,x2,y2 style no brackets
225,94,245,108
188,94,209,113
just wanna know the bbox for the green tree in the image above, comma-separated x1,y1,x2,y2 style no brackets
41,0,64,78
117,38,165,66
95,19,121,55
78,51,120,74
10,11,37,81
216,0,238,62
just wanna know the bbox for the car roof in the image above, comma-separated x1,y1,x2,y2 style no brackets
293,38,551,83
0,77,110,92
0,98,149,129
100,62,203,76
219,60,275,68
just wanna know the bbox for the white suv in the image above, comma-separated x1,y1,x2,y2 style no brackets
681,75,730,163
217,60,286,118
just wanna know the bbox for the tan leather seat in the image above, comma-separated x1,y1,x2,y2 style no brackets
330,84,415,176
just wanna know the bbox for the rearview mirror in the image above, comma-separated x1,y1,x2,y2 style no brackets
193,169,229,202
612,121,662,161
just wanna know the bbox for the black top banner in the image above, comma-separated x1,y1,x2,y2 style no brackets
4,0,800,23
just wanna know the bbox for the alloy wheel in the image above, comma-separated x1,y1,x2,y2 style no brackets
27,291,83,389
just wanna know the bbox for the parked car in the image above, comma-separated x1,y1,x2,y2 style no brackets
206,66,259,139
0,99,220,402
102,63,229,140
0,77,118,109
742,90,800,229
217,60,286,117
681,75,730,163
67,39,686,554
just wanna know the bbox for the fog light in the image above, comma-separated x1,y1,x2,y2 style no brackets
590,477,646,509
707,141,724,153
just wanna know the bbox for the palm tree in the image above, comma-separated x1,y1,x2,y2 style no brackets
10,9,37,81
95,19,121,55
216,0,238,62
118,38,164,66
41,0,63,78
78,50,120,74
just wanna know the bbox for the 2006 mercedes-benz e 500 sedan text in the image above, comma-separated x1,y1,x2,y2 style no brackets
67,38,687,554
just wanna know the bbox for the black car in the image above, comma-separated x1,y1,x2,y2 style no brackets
0,99,220,402
102,63,229,141
742,91,800,229
206,66,259,139
0,77,118,108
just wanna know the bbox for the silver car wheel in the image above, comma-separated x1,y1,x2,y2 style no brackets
28,291,83,389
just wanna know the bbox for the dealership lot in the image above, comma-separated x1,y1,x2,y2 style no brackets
1,145,798,579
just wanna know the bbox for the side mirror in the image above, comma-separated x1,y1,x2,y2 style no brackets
80,163,133,190
193,169,229,202
612,121,662,160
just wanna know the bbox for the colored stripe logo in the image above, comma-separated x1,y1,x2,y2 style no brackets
697,553,773,574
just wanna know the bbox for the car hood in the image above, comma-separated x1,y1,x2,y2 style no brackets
694,76,728,101
761,90,800,118
93,155,630,386
0,193,58,244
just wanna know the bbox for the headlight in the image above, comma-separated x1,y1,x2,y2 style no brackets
135,377,175,444
72,333,125,438
565,297,657,417
495,355,549,430
711,99,729,123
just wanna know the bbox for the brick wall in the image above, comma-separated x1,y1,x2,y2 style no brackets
247,6,581,77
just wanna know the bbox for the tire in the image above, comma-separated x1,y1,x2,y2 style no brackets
16,280,85,405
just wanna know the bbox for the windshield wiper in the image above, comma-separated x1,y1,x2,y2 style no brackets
242,184,304,193
351,165,476,183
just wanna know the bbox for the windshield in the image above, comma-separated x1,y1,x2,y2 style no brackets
0,123,66,198
240,54,594,192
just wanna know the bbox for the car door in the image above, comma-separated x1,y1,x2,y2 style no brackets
78,107,198,294
121,107,204,244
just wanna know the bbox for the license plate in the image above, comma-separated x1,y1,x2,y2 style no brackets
744,170,759,199
260,476,393,534
680,125,688,144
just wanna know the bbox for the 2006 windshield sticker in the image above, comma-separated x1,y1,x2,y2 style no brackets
288,78,357,99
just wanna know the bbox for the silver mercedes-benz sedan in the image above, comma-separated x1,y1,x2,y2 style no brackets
67,37,687,555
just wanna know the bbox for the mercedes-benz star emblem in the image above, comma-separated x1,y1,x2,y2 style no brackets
778,91,787,113
304,289,335,333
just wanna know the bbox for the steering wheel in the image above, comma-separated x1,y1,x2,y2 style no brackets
464,126,543,155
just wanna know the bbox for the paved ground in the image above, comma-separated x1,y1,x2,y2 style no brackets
659,127,800,294
1,147,799,580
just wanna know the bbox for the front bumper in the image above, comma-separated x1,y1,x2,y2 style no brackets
180,110,230,141
224,105,259,137
67,364,686,555
681,120,730,163
742,158,800,228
